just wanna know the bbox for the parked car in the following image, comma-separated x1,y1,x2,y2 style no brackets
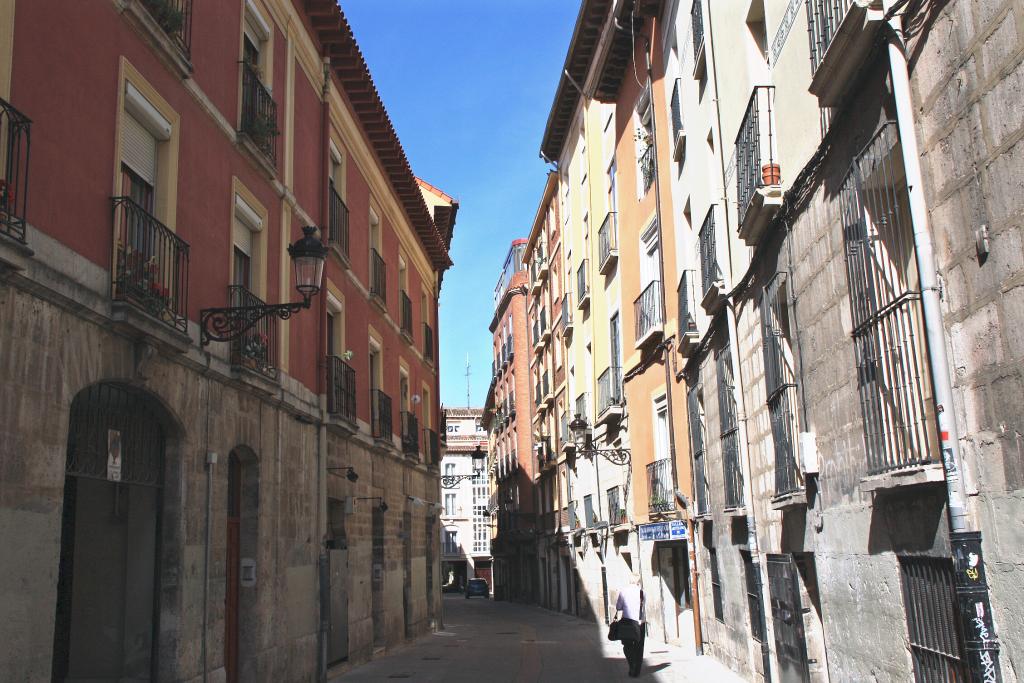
465,578,489,599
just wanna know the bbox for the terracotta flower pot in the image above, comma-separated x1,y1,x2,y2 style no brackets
761,162,782,186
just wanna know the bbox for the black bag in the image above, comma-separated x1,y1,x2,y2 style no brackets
607,619,621,641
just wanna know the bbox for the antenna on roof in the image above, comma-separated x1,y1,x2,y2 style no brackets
465,354,471,407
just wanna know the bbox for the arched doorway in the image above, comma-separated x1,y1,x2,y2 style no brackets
225,447,259,683
52,383,169,681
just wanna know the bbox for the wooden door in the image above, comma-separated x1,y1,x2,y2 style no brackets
225,455,241,683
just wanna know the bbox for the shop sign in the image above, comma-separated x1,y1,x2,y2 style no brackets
638,520,687,542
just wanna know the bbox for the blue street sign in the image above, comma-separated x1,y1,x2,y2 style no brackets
638,520,688,542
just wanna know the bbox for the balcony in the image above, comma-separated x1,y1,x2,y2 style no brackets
677,270,700,357
110,197,190,337
228,285,277,378
607,486,627,527
423,322,434,362
807,0,885,106
0,98,31,246
597,211,619,275
328,180,349,262
371,388,392,441
647,459,674,514
370,247,386,305
575,392,590,428
583,495,597,528
560,411,575,454
736,87,782,246
400,290,413,341
326,355,357,424
634,280,664,349
691,0,706,77
596,366,624,425
401,411,419,458
540,309,550,344
140,0,192,57
670,78,686,162
561,293,574,336
541,372,552,408
576,260,590,310
425,428,440,466
638,144,656,195
530,253,547,294
239,61,278,166
699,209,725,313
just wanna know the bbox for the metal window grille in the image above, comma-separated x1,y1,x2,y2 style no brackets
400,291,413,336
840,122,934,475
141,0,193,56
678,270,698,339
761,273,801,496
577,259,589,303
805,0,855,74
562,292,574,327
598,211,618,269
717,345,744,508
401,411,419,456
736,86,777,227
328,180,349,257
370,248,387,302
424,323,434,361
634,280,664,342
0,97,31,244
709,547,724,622
425,428,440,466
687,385,710,515
646,459,673,513
639,144,656,194
898,556,967,682
691,0,705,62
372,389,392,440
699,208,720,296
607,486,624,525
228,285,277,377
742,551,767,642
240,61,277,164
597,366,623,413
111,196,190,333
670,78,684,141
326,355,356,422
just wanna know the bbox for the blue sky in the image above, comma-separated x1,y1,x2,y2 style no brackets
343,2,579,409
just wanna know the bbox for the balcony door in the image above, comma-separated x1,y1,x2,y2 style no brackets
641,223,659,289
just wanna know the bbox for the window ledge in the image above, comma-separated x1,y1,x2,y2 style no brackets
0,232,34,271
771,489,807,510
326,413,358,436
700,280,727,314
723,505,747,517
369,294,388,315
738,185,784,247
236,133,278,180
110,301,192,353
860,463,946,493
330,244,350,269
119,0,193,79
230,363,281,395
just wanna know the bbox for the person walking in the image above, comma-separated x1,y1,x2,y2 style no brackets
613,575,646,678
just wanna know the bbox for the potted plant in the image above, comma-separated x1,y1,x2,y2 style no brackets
142,0,185,35
761,162,782,186
617,509,628,525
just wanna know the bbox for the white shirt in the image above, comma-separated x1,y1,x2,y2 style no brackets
615,584,644,622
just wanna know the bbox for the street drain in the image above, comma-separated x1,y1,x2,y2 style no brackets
651,650,668,654
496,631,517,635
422,657,442,661
387,675,412,679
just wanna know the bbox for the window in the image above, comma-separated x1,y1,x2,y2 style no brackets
710,547,724,622
239,2,276,163
717,344,744,508
444,493,456,517
583,494,595,527
899,556,967,681
120,81,173,217
841,123,934,475
761,273,801,496
443,530,458,555
369,208,386,301
635,92,655,196
444,463,455,477
232,191,264,295
687,384,709,515
742,551,766,642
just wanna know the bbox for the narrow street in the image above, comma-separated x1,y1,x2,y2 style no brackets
331,596,747,682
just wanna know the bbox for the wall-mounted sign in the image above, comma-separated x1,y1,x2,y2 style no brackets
240,558,256,587
638,520,687,542
106,429,122,482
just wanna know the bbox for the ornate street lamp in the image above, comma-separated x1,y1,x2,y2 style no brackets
327,466,359,482
568,413,631,466
200,225,328,344
441,445,487,488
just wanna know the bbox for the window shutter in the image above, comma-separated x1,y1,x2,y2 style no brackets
121,113,158,186
233,219,253,256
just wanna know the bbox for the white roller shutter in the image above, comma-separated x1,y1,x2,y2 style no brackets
121,112,158,186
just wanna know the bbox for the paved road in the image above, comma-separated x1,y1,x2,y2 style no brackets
331,595,749,682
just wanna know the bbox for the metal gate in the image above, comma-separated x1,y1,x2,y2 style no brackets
767,554,810,683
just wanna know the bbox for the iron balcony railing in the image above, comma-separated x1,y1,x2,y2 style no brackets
371,389,392,440
699,208,720,296
542,372,550,400
807,0,856,74
607,486,625,526
531,252,548,285
0,97,31,244
691,0,705,62
425,428,440,465
534,381,542,407
575,392,590,423
577,260,589,305
647,459,673,513
583,495,597,528
634,280,663,342
141,0,193,57
898,557,968,682
240,60,277,164
111,196,190,333
532,318,540,347
597,366,623,414
762,274,801,495
326,355,356,422
328,180,349,257
401,411,419,456
424,323,434,361
561,293,573,328
560,410,570,446
400,291,413,337
639,144,656,195
539,309,547,339
370,247,386,302
228,285,276,377
736,86,778,227
598,211,618,271
670,78,684,142
686,386,710,515
677,270,698,339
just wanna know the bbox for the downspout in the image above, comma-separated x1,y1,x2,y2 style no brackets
705,3,771,680
316,54,330,683
883,6,1002,679
201,358,214,683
